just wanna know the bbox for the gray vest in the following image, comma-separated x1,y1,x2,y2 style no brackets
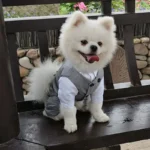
44,61,104,117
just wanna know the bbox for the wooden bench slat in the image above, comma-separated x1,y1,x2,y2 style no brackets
17,95,150,150
17,84,150,113
0,139,45,150
7,34,24,102
0,139,119,150
123,25,141,86
104,85,150,100
38,31,50,62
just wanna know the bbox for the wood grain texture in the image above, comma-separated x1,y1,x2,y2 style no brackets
110,46,130,83
17,95,150,150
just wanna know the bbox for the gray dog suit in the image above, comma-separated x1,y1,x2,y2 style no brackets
44,61,104,118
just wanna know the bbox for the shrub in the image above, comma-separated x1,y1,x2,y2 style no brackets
59,0,150,15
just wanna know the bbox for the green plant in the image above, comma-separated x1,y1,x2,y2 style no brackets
59,0,150,15
112,0,124,12
59,0,124,14
59,3,76,15
87,2,101,13
3,4,60,18
3,0,150,18
136,0,150,10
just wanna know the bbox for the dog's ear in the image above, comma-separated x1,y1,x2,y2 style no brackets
68,11,88,27
98,16,116,31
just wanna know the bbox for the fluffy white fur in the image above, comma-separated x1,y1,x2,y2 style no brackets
59,11,117,72
24,59,62,101
25,11,117,133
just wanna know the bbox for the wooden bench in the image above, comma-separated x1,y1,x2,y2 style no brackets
1,0,150,150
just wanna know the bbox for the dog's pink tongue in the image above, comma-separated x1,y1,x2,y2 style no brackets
87,55,99,63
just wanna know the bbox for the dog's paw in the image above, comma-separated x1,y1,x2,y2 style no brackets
24,94,33,101
93,112,109,123
64,122,77,133
43,110,62,121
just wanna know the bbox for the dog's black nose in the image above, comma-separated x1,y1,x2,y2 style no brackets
90,45,97,52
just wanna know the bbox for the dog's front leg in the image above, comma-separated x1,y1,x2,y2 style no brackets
90,77,109,122
89,102,109,122
58,77,78,133
60,105,77,133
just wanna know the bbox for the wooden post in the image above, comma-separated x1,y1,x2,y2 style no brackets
0,0,19,143
124,0,141,86
101,0,114,90
101,1,119,149
125,0,135,13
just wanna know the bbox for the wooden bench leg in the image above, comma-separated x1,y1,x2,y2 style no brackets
0,0,19,143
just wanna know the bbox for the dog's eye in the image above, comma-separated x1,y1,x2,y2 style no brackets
98,41,103,46
81,40,88,45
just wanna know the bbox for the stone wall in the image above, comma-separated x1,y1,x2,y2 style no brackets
18,49,39,95
17,37,150,95
135,37,150,80
118,37,150,80
17,48,63,95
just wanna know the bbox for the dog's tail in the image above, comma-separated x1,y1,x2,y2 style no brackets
24,58,62,102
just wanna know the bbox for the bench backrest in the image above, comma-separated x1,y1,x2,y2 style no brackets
2,0,150,102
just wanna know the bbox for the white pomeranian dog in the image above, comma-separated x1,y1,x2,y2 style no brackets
25,11,117,133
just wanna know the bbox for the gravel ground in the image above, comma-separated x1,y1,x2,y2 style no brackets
121,139,150,150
